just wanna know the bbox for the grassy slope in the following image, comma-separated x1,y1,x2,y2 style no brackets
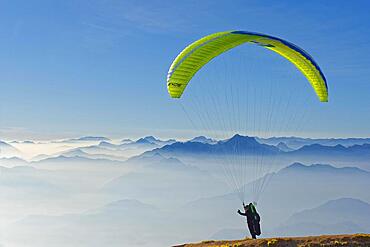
174,234,370,247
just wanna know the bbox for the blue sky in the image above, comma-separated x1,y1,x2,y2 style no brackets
0,0,369,140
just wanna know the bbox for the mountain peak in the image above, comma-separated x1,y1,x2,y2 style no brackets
121,138,132,144
190,136,216,144
69,136,110,142
148,133,280,156
286,162,306,169
325,197,369,207
299,143,347,151
135,138,153,144
283,162,338,171
277,142,293,152
143,136,157,141
98,141,116,148
289,197,370,223
280,163,369,176
0,141,13,147
225,134,258,144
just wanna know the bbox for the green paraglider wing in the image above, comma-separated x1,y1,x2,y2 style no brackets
167,31,328,102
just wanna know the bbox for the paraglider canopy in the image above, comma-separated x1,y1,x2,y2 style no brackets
167,31,328,102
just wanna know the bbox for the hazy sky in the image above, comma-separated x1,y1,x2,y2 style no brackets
0,0,369,140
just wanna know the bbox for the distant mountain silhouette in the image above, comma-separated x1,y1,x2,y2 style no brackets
76,136,110,141
89,199,160,216
0,157,28,166
64,140,160,160
288,198,370,226
53,136,111,143
119,136,160,148
10,140,35,144
147,134,280,157
23,140,35,144
183,162,370,231
288,143,370,158
189,136,217,144
0,141,16,148
126,151,191,171
276,142,294,152
0,165,63,193
274,198,370,236
9,198,171,247
32,155,124,171
96,141,118,149
120,138,133,144
61,148,127,161
36,155,123,164
135,136,176,146
0,141,22,158
278,162,368,176
135,137,154,145
260,137,370,149
103,152,225,207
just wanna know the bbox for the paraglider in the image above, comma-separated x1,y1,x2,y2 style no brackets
166,30,328,237
238,202,261,239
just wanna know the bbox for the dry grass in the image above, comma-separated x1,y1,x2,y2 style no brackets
173,234,370,247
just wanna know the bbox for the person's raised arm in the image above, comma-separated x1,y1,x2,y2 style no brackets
237,209,246,216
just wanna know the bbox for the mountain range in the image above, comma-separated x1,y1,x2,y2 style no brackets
102,152,226,207
148,134,280,157
65,136,111,142
181,162,370,233
259,137,370,149
6,199,171,247
0,141,22,158
274,198,370,236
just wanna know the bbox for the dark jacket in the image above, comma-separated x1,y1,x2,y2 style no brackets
238,204,260,222
238,203,261,237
